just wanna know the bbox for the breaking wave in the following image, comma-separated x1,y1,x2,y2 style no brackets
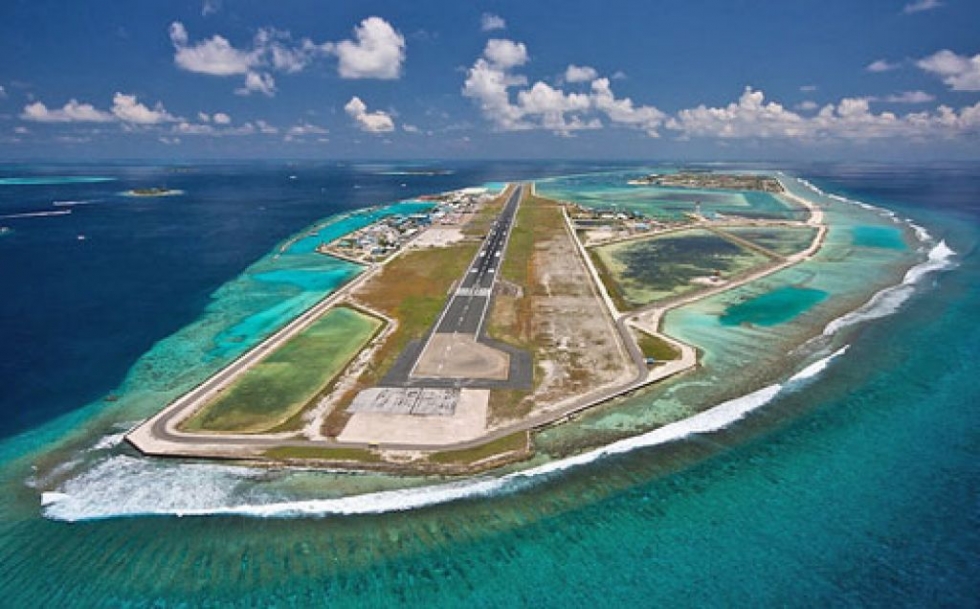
43,385,789,522
824,240,956,337
788,346,850,384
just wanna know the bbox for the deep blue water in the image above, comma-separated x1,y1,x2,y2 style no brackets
0,161,977,606
0,161,587,438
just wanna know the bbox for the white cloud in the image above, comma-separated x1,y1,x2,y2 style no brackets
402,123,420,133
21,99,115,123
212,112,231,124
344,96,395,133
565,65,598,83
800,84,818,92
796,100,819,111
236,71,276,96
903,0,942,14
111,93,178,124
169,22,256,76
665,86,980,141
917,50,980,91
255,120,279,134
21,94,178,125
324,17,405,80
287,122,329,136
668,87,807,139
483,39,528,70
197,112,211,122
256,27,317,73
462,40,664,136
590,78,664,136
867,59,901,73
481,13,507,32
882,90,936,104
201,0,221,16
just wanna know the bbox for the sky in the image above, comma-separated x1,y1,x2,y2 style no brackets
1,0,979,161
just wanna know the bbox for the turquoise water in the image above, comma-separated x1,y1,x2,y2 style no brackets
852,225,907,249
537,169,803,221
719,286,829,326
0,164,976,605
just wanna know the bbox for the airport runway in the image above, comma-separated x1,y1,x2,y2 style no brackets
434,184,522,336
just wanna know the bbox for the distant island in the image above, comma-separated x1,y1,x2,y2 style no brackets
124,187,183,197
629,172,784,192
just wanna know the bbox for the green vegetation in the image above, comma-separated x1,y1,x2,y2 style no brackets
354,242,479,385
428,432,529,464
183,307,381,433
635,331,680,362
262,445,381,462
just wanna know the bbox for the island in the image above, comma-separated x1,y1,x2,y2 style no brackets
124,187,184,197
628,172,784,192
126,174,827,473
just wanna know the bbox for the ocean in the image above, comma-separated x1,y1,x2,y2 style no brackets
0,161,977,606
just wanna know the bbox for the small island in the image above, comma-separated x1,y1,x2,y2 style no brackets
124,187,184,197
629,172,784,192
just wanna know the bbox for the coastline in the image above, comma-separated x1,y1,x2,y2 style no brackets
34,170,957,520
128,174,828,467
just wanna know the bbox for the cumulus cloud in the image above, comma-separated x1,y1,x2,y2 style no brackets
903,0,942,14
287,121,329,136
462,39,664,136
212,112,231,124
324,17,406,79
483,39,528,70
796,100,819,111
565,65,598,83
21,99,115,123
867,59,901,73
344,96,396,133
169,22,256,76
481,13,507,32
236,71,276,96
665,86,980,141
111,93,178,124
917,50,980,91
169,17,405,93
22,94,178,125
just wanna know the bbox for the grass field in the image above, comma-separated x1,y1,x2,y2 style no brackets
427,431,529,465
183,307,381,433
261,445,381,462
352,241,479,385
635,330,680,362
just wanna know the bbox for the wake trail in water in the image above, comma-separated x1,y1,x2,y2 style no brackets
0,209,72,219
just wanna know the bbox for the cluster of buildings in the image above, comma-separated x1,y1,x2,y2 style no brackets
323,187,496,262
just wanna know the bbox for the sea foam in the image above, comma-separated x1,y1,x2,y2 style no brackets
824,240,956,337
43,385,787,522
